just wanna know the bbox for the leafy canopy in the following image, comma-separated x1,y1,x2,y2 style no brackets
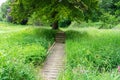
10,0,98,24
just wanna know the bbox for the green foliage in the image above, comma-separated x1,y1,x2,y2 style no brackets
59,19,71,28
60,28,120,80
91,0,120,24
99,0,119,14
0,24,56,79
69,21,103,28
10,0,29,23
100,0,113,12
0,60,35,80
0,0,9,21
28,12,43,26
24,44,46,66
100,13,118,29
10,0,98,24
115,1,120,20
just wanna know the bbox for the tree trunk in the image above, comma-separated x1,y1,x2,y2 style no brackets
52,21,59,30
51,11,59,30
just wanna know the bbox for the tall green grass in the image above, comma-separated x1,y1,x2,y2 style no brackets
0,27,56,80
69,21,102,28
60,28,120,80
0,21,28,32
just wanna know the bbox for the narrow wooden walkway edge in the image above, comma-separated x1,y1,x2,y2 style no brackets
40,31,65,80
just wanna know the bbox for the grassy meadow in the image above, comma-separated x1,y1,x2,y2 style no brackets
0,22,56,80
59,27,120,80
1,22,120,80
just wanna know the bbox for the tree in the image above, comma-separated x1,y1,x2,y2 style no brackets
0,0,14,22
10,0,98,29
113,1,120,23
115,1,120,17
0,0,9,21
99,0,120,15
98,0,119,28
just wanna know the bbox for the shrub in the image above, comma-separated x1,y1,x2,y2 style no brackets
100,13,118,29
23,44,46,66
59,19,71,28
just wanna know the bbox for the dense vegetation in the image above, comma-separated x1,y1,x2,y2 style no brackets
1,0,120,29
59,28,120,80
0,0,120,80
0,23,56,79
0,0,98,29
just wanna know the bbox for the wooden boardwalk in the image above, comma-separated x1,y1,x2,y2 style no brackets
41,31,65,80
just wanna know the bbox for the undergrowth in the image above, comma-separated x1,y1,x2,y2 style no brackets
0,27,56,80
59,28,120,80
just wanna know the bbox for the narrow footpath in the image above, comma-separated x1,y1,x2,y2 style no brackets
41,31,65,80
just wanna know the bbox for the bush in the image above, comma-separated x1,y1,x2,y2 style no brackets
59,19,71,28
23,44,46,66
100,13,118,29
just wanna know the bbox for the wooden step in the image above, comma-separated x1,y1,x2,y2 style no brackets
56,35,65,37
56,41,65,43
56,34,65,36
55,39,65,43
56,33,65,35
55,37,65,39
55,40,65,42
55,31,65,43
